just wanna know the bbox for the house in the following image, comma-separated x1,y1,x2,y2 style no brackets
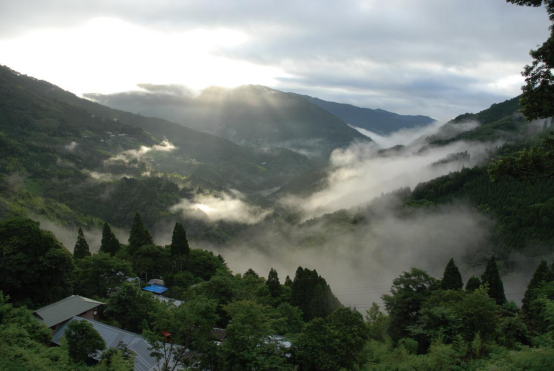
142,284,168,295
51,317,179,371
147,279,165,286
33,295,104,333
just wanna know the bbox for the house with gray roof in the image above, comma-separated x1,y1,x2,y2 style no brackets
52,317,168,371
33,295,104,332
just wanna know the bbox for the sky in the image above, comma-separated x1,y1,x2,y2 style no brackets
0,0,550,121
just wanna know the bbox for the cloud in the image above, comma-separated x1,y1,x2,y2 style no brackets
0,1,550,120
202,202,495,309
64,141,78,152
279,126,502,219
170,190,271,224
106,139,176,163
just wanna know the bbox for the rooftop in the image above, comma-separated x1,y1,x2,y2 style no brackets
34,295,104,328
52,317,163,371
142,284,168,294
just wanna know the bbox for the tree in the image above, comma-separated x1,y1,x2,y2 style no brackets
0,217,74,307
65,320,106,364
274,303,305,335
507,1,554,120
73,253,134,298
144,295,219,371
266,268,282,299
291,318,341,371
382,268,440,341
488,135,554,182
291,267,342,321
465,276,482,292
326,307,368,370
481,255,507,305
170,222,189,271
243,268,259,279
454,287,499,341
99,223,120,256
131,244,171,282
522,260,551,314
105,283,159,333
73,227,91,260
441,258,463,290
365,303,389,341
128,212,153,255
219,300,292,371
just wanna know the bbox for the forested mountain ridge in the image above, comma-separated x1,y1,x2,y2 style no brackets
426,96,533,145
86,84,371,162
0,65,315,191
0,65,312,240
295,93,435,134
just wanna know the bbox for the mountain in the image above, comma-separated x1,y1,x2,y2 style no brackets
0,65,315,240
425,96,534,145
86,85,370,162
294,94,435,134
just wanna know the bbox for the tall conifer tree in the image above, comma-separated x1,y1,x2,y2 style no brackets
266,268,282,298
522,259,550,314
481,255,506,305
74,227,91,259
170,222,189,270
441,258,463,290
99,222,120,256
128,212,153,255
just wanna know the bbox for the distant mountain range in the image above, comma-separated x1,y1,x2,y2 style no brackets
295,94,435,135
87,85,370,162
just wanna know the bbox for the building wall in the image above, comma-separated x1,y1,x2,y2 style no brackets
78,308,100,321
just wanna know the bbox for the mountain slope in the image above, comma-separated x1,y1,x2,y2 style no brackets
0,65,315,192
86,84,370,162
295,94,435,134
425,96,536,145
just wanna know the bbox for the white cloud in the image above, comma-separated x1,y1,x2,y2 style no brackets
171,191,270,224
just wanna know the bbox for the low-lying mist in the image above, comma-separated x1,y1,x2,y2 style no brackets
280,137,501,220
203,202,495,308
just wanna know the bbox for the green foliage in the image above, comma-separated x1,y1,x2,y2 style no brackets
105,282,159,333
290,266,342,321
73,227,91,259
366,303,389,341
100,223,120,256
527,281,554,332
0,217,74,307
465,276,482,292
441,258,463,290
326,307,368,369
489,134,554,182
127,212,153,255
170,222,189,270
243,268,260,279
273,303,305,335
455,287,499,342
266,268,283,300
291,317,341,371
72,252,134,298
481,256,507,305
382,268,440,342
184,249,228,282
219,300,292,371
65,320,106,364
144,295,220,370
131,244,171,281
522,260,551,314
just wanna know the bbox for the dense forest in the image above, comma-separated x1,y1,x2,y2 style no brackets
1,213,554,370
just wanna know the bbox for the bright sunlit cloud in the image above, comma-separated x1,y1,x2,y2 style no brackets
0,17,288,95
